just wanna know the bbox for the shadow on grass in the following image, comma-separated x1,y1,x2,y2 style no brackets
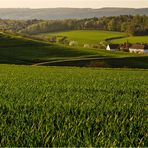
43,56,148,69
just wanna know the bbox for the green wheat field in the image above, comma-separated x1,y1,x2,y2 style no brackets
0,65,148,147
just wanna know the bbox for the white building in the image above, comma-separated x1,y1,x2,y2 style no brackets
106,44,119,51
129,44,148,54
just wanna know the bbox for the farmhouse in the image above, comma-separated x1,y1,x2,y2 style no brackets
129,44,148,53
106,44,119,51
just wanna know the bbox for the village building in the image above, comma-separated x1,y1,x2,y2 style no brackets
129,44,148,53
120,42,131,52
106,44,119,51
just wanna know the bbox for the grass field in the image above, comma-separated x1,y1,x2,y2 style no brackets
111,36,148,44
0,64,148,147
39,30,126,45
0,31,148,147
39,30,148,45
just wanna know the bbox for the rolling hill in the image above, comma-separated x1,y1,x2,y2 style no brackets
0,31,148,147
0,33,100,64
0,32,148,68
0,8,148,20
39,30,126,45
0,5,148,147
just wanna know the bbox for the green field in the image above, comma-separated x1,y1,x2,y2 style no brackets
38,30,148,45
0,30,148,147
111,36,148,44
0,65,148,147
0,33,148,68
0,33,100,64
1,32,148,69
39,30,126,45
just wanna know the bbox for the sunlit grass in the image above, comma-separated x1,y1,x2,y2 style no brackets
0,65,147,147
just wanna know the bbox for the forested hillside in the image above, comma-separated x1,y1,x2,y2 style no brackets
0,19,42,33
1,15,147,36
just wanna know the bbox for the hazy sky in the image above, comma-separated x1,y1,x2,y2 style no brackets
0,0,148,8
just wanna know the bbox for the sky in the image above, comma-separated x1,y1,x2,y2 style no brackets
0,0,148,8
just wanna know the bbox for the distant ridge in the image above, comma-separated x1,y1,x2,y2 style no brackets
0,7,148,20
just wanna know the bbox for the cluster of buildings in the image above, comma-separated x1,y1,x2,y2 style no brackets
106,43,148,54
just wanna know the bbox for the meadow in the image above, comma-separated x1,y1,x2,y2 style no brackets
0,64,148,147
111,36,148,44
39,30,126,45
38,30,148,46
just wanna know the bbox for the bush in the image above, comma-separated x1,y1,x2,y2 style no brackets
69,41,78,46
83,44,90,48
87,60,109,67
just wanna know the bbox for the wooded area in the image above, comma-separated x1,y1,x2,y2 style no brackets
0,15,148,36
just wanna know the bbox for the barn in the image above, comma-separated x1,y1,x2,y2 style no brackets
129,44,148,53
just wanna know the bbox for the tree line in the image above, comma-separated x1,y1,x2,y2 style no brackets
0,19,42,33
0,15,148,36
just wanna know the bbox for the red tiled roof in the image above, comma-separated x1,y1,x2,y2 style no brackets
130,44,148,49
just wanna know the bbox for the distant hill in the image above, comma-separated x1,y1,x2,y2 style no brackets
0,7,148,20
